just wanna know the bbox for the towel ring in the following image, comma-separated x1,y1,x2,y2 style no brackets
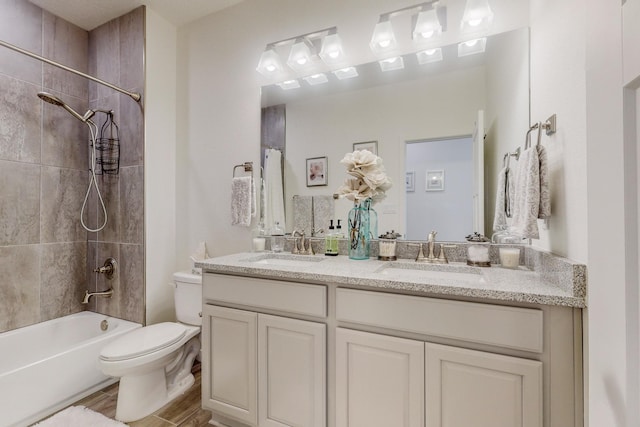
233,161,253,177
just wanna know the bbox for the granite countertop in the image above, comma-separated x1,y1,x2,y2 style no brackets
196,248,587,308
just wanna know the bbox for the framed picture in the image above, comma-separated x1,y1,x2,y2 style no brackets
306,156,328,187
353,141,378,155
405,171,415,192
426,170,444,191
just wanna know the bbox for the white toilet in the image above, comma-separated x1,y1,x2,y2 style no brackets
99,271,202,422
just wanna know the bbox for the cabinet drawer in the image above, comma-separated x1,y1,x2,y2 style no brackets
204,273,327,318
336,288,543,353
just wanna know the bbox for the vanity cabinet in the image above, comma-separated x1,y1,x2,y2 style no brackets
336,288,545,427
202,270,582,427
202,274,326,427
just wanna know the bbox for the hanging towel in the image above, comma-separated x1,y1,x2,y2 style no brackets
537,144,551,218
510,147,541,238
492,166,511,231
293,195,313,233
231,176,253,227
264,148,286,231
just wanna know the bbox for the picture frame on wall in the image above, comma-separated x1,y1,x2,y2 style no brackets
353,140,378,155
426,170,444,191
306,156,328,187
405,171,415,192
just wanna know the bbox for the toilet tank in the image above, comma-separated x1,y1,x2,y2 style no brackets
172,271,203,326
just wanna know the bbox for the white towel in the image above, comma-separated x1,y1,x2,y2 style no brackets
492,166,510,231
264,149,286,231
537,144,551,218
510,147,541,239
231,176,253,227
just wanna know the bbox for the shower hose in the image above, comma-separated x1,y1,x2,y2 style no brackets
81,120,108,233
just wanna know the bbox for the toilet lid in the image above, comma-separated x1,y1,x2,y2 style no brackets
100,323,187,361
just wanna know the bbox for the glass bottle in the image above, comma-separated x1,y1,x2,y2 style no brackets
270,221,284,253
251,221,267,252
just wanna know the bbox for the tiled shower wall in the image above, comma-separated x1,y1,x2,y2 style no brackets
0,1,145,333
85,7,145,325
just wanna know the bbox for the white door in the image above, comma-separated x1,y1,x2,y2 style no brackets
258,314,326,427
202,305,258,426
473,109,485,235
336,328,424,427
425,342,542,427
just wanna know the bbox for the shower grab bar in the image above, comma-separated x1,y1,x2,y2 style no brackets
0,39,141,102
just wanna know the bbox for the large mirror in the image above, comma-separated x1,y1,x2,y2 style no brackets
261,27,530,242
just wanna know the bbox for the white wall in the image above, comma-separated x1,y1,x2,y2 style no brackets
144,8,178,323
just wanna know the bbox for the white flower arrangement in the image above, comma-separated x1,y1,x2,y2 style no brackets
335,149,392,203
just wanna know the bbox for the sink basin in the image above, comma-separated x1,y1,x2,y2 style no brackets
242,253,326,267
375,263,485,285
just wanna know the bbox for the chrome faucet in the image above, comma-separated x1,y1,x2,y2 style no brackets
415,231,454,264
426,230,438,261
82,288,114,304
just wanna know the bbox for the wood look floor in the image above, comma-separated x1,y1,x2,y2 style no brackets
41,363,211,426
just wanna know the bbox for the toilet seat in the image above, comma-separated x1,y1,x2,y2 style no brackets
100,323,187,362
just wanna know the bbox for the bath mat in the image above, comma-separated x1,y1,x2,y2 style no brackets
33,406,129,427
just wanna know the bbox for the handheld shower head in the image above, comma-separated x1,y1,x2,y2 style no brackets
37,91,94,123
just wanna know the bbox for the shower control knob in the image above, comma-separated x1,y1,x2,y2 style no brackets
94,257,117,280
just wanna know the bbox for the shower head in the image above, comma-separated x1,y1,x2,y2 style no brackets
37,91,95,123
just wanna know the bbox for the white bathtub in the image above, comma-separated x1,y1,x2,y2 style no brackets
0,311,141,427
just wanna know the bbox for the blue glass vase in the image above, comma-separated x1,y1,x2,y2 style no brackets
348,198,377,260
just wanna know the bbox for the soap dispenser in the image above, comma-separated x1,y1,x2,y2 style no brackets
325,220,338,256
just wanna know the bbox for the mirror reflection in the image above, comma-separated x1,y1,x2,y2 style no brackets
261,27,529,242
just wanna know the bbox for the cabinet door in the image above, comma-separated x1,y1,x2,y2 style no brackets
202,305,258,426
258,314,326,427
336,328,424,427
425,342,542,427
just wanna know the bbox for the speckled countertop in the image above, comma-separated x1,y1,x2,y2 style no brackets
196,246,586,308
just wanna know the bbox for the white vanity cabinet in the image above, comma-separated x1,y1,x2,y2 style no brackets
202,273,327,427
202,269,582,427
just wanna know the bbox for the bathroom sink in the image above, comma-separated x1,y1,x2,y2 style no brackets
375,263,485,285
242,253,326,267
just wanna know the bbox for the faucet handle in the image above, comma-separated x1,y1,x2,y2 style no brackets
306,238,315,255
415,243,428,262
438,244,457,264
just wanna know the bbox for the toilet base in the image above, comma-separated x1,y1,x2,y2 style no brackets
113,335,200,422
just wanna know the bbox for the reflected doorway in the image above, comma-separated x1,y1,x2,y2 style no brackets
405,136,473,241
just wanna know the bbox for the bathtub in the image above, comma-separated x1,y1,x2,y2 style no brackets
0,311,141,427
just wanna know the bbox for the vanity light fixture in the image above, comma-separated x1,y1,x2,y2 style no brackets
332,66,358,80
319,32,345,66
457,37,487,57
276,79,301,90
303,73,329,85
370,19,397,56
256,47,284,77
287,38,315,73
416,47,443,64
379,56,405,72
461,0,494,33
413,7,442,41
257,26,346,82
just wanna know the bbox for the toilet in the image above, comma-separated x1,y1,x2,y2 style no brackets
99,271,202,422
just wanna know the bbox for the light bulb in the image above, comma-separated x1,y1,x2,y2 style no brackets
296,57,307,65
266,64,276,72
421,30,435,39
425,49,437,55
465,39,479,47
469,18,482,26
328,50,340,59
